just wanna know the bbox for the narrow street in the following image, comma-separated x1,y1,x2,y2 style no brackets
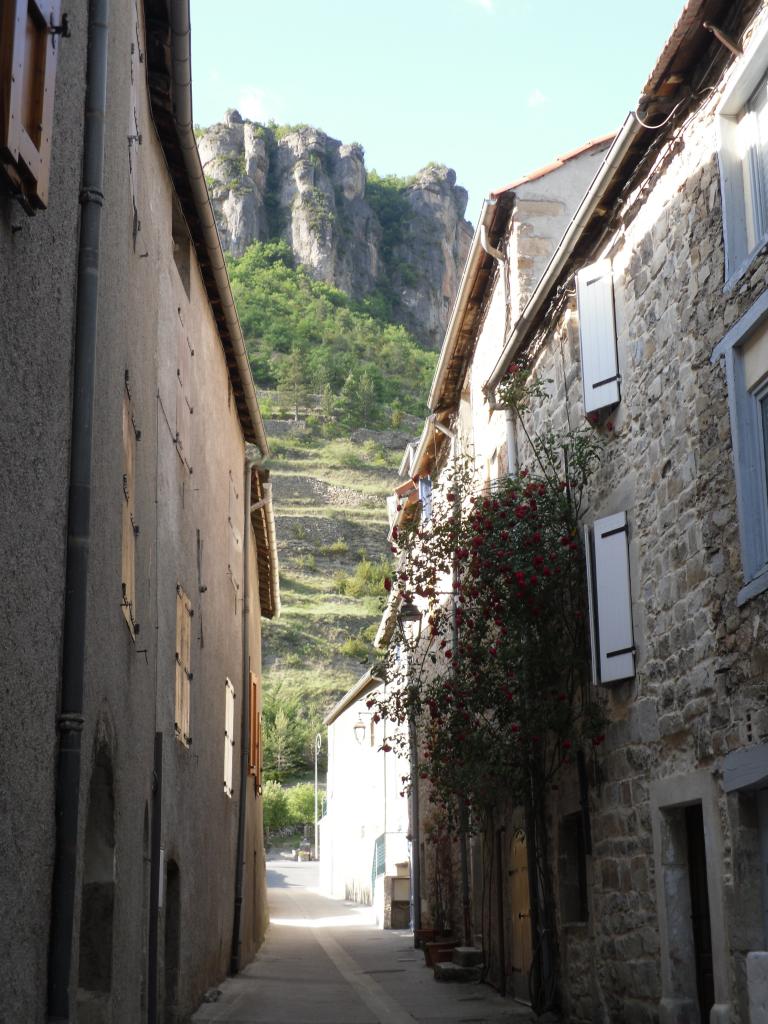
192,861,540,1024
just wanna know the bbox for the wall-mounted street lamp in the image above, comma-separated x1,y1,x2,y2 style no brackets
353,717,367,745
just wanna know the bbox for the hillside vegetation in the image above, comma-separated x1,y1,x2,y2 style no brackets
228,241,436,428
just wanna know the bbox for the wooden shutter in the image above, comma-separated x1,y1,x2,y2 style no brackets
248,671,259,779
585,511,635,684
576,261,620,414
121,392,136,630
175,586,192,744
175,331,193,470
224,678,235,797
0,0,61,208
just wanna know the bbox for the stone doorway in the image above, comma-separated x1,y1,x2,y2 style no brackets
76,744,115,1024
651,771,731,1024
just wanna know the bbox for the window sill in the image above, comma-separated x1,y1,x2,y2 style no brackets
724,236,768,295
737,566,768,606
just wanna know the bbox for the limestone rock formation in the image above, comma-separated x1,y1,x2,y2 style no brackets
198,110,472,348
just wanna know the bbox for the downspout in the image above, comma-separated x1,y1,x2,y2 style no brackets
479,224,518,477
47,2,110,1020
230,451,262,976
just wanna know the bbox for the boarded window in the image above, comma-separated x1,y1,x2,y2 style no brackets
121,389,137,633
224,677,235,797
0,0,61,209
576,261,620,415
248,670,260,785
585,511,635,685
174,586,192,746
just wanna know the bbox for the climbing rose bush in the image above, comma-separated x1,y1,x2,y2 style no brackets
371,361,607,827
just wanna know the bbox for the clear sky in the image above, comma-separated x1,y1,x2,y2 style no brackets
189,0,682,225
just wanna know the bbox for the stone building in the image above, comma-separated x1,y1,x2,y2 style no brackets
0,2,278,1022
380,2,768,1021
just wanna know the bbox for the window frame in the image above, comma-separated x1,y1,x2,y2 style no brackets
712,289,768,604
0,0,61,210
718,17,768,289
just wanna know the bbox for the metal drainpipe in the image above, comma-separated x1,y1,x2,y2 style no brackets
408,694,422,945
47,2,110,1019
230,453,261,975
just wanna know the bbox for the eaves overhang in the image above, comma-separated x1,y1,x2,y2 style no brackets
428,194,514,416
324,666,385,727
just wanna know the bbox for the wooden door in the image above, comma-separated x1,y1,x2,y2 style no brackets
509,828,532,1002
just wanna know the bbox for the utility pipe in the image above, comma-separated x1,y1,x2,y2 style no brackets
47,2,109,1019
168,0,268,458
484,112,641,397
146,732,163,1024
230,452,261,976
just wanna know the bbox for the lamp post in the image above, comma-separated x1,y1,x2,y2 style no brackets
398,597,423,946
314,732,322,860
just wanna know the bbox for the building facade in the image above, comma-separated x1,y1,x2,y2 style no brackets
0,2,278,1021
380,2,768,1021
321,668,411,928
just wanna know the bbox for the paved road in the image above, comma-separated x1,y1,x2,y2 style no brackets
192,859,540,1024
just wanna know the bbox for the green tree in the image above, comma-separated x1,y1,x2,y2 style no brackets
276,343,309,421
264,708,302,780
286,782,317,825
262,781,291,830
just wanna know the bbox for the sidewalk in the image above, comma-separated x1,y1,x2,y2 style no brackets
192,860,542,1024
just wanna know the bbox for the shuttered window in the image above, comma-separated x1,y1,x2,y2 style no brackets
419,476,432,521
121,389,137,633
576,261,620,415
0,0,61,209
585,511,635,685
224,678,235,798
228,471,241,597
175,586,192,745
248,670,261,787
175,330,193,471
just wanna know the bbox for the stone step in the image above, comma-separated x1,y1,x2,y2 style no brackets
434,961,483,983
452,945,484,967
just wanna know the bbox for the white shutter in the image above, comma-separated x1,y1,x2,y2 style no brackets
224,678,235,797
587,511,635,684
576,261,620,414
419,476,432,521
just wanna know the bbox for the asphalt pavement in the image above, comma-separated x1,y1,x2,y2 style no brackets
191,859,541,1024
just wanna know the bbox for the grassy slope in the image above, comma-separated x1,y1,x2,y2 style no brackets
261,430,400,748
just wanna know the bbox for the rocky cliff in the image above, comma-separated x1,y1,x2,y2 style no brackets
198,111,473,348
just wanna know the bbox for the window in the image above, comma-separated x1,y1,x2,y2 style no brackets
121,384,139,634
575,260,620,415
224,677,235,798
719,19,768,285
174,586,192,746
175,329,193,471
584,510,636,685
418,476,432,521
171,194,191,296
248,670,261,786
712,293,768,603
227,470,241,597
559,813,588,924
0,0,61,210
